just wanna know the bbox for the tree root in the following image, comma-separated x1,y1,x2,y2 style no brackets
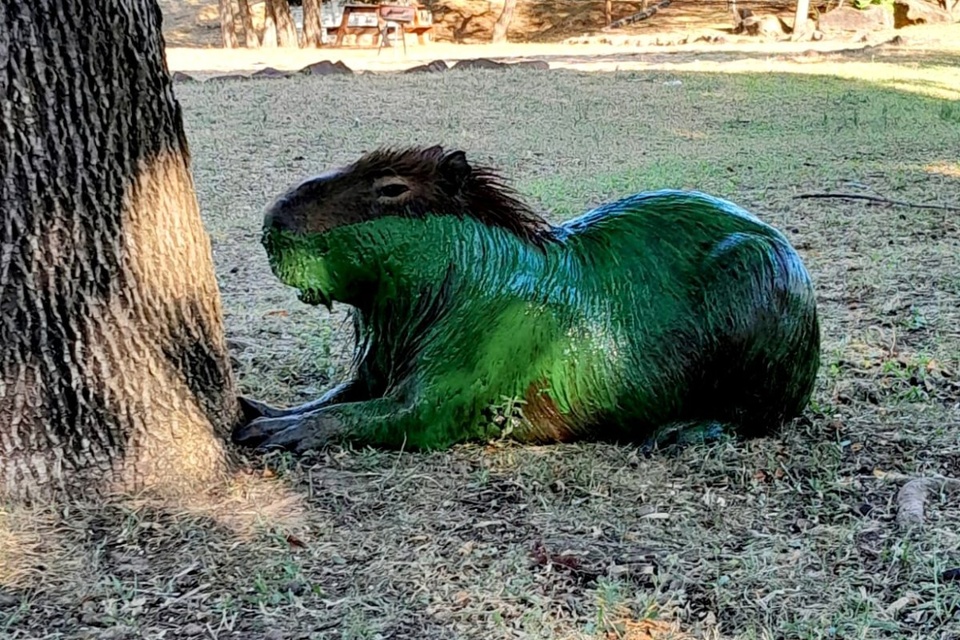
875,471,960,528
794,192,960,212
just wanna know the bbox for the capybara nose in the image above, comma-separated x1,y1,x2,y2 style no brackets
263,198,294,232
263,208,280,230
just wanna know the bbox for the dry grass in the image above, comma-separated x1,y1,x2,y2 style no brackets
3,54,960,639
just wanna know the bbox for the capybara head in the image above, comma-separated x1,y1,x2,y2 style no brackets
263,145,553,246
260,146,556,308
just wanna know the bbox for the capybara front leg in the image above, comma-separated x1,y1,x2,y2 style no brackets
236,380,367,423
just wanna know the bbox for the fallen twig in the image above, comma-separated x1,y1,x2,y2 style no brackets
873,470,960,528
794,192,960,213
603,0,671,30
897,477,960,529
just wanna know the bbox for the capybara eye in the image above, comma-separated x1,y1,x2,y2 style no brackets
378,183,410,199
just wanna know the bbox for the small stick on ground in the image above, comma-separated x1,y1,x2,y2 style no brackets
874,471,960,528
603,0,672,31
794,192,960,212
897,477,960,529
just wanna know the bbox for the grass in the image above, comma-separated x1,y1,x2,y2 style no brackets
2,57,960,639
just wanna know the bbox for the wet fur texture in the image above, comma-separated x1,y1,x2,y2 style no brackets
234,146,822,453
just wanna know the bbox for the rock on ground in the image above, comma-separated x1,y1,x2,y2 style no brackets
299,60,353,76
818,6,895,34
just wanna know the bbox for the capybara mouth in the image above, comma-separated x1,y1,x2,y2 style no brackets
260,227,335,310
297,287,332,310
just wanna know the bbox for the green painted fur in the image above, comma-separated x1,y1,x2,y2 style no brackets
233,146,821,453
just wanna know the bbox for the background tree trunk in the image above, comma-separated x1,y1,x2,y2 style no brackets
791,0,811,40
262,0,279,47
605,0,613,25
272,0,300,47
218,0,240,48
492,0,517,43
302,0,325,48
1,0,240,502
237,0,261,47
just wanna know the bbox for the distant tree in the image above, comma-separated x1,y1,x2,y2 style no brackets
492,0,517,43
791,0,810,40
218,0,239,47
302,0,325,47
238,0,261,47
272,0,301,47
1,0,241,501
262,0,279,46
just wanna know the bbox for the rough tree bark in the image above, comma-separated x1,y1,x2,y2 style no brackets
272,0,300,47
1,0,241,502
302,0,325,48
237,0,261,48
492,0,517,43
262,0,279,47
218,0,239,48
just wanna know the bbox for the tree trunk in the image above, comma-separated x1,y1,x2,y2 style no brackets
262,0,279,47
791,0,811,40
237,0,261,47
218,0,240,47
271,0,300,47
1,0,241,502
492,0,517,43
302,0,325,48
605,0,613,25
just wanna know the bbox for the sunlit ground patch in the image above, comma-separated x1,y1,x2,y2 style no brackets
925,162,960,179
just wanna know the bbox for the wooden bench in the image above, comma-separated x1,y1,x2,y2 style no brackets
331,3,433,48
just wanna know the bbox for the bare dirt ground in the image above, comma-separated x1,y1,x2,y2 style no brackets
158,0,809,47
2,47,959,638
158,0,960,85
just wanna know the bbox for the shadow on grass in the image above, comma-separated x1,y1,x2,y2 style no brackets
0,469,319,637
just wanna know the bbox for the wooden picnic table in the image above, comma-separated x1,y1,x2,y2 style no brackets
331,3,433,48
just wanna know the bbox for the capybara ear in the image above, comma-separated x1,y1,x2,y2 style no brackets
438,150,472,195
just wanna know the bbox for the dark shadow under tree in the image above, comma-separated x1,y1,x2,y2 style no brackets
0,0,242,502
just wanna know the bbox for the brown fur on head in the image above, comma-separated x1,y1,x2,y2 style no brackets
263,145,557,248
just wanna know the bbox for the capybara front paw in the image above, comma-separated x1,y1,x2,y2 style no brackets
233,412,339,454
237,395,288,423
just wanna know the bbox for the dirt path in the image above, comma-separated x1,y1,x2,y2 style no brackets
160,0,958,80
167,23,959,69
164,23,960,102
159,0,805,47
